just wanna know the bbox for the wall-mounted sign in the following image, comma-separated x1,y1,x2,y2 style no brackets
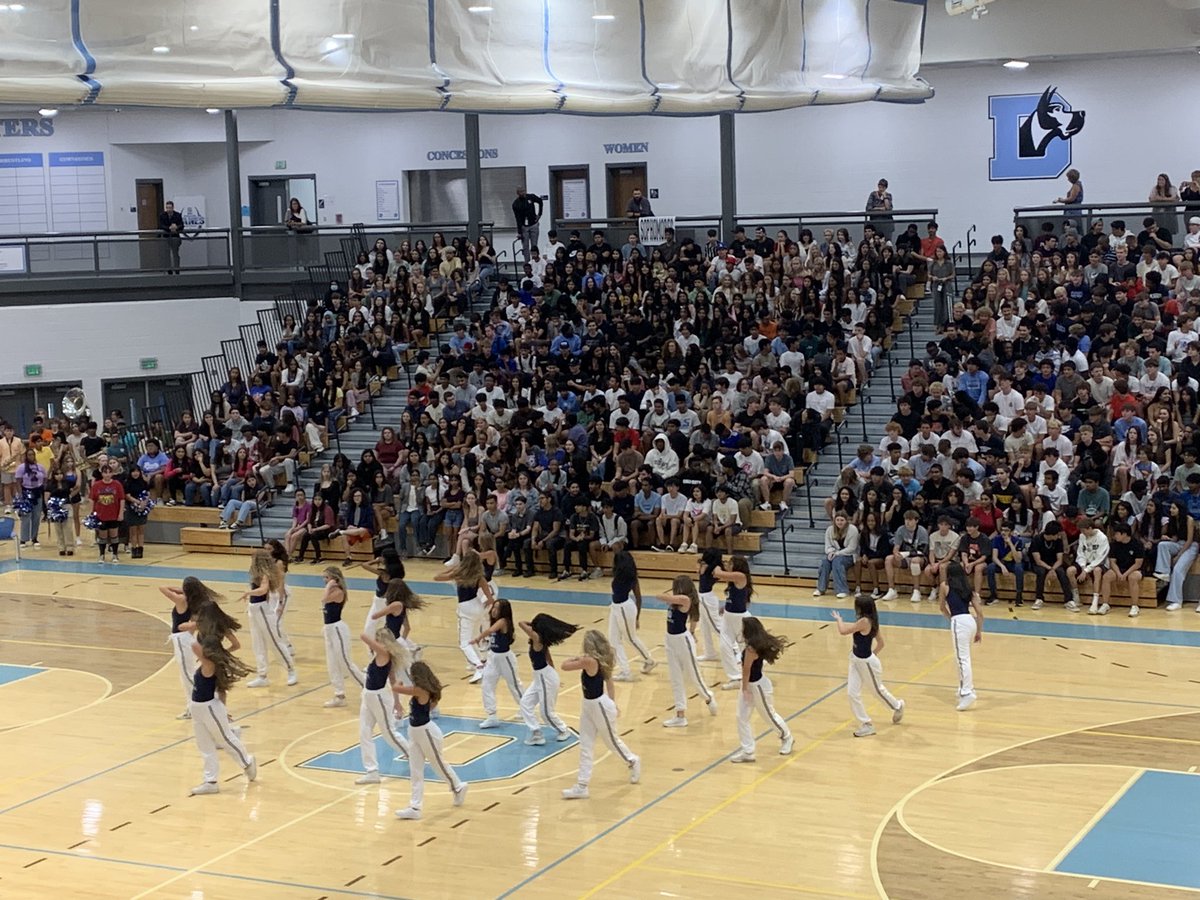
988,86,1086,181
174,195,207,229
425,148,499,161
638,216,675,246
275,160,287,170
0,118,55,138
139,357,158,371
0,245,27,274
24,364,42,378
375,180,401,221
603,142,649,155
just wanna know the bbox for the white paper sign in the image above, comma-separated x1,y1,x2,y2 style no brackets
375,180,401,221
560,178,589,219
0,244,27,274
638,215,675,245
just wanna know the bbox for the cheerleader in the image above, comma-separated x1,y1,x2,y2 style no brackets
433,549,494,684
355,626,412,785
560,630,641,799
240,550,297,688
265,539,294,655
715,556,753,690
939,560,984,712
319,567,365,708
159,576,221,718
473,599,525,729
608,550,656,682
731,616,794,762
45,467,74,556
359,549,406,636
188,633,257,796
391,661,469,819
832,596,905,737
654,576,718,727
517,614,577,745
695,548,723,661
370,578,427,691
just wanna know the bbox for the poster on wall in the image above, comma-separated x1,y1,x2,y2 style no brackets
988,86,1086,181
375,180,401,221
174,195,207,230
560,178,589,219
638,215,675,245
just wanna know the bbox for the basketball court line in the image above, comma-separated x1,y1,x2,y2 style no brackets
1044,769,1146,871
641,864,876,899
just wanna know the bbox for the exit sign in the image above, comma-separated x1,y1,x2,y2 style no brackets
274,160,287,170
139,357,158,371
23,364,41,378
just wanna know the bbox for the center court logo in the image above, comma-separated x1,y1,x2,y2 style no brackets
988,86,1086,181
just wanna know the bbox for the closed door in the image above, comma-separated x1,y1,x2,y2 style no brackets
136,179,164,269
606,164,647,218
249,178,290,227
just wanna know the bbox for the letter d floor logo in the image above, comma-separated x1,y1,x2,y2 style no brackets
988,86,1086,181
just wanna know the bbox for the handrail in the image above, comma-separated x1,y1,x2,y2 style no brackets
1014,201,1196,216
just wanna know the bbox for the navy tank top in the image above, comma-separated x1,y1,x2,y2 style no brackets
852,629,872,659
946,589,971,617
529,643,548,671
483,560,495,581
171,606,190,634
457,583,478,603
249,580,267,604
667,604,687,635
365,657,392,691
410,695,431,727
744,650,764,683
611,576,635,604
323,599,343,625
375,575,389,597
698,566,716,594
725,582,749,614
385,606,406,638
581,667,604,699
192,668,217,703
491,628,511,654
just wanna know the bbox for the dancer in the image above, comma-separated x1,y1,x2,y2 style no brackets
730,616,794,762
517,613,577,745
265,539,294,656
159,576,220,718
473,599,525,728
832,596,904,737
434,549,494,684
560,630,641,799
694,548,723,661
359,549,406,635
370,577,425,651
715,556,753,690
320,566,364,708
187,633,257,796
391,661,469,819
938,560,984,711
240,550,297,687
355,626,412,785
608,549,656,681
654,575,718,727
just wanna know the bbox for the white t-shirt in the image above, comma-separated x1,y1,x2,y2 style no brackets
660,492,689,516
806,390,836,417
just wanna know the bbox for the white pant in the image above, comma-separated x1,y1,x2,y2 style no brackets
719,609,747,681
576,695,638,786
364,593,387,639
457,598,488,668
736,675,791,754
697,591,721,658
168,631,198,704
323,620,364,696
190,697,252,784
248,601,294,678
519,667,570,736
409,721,462,809
847,653,902,725
481,650,524,716
269,586,293,651
608,601,651,676
665,631,713,713
951,614,977,698
359,686,410,774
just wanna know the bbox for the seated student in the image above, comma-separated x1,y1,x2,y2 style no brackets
882,509,930,603
655,478,688,551
957,517,989,597
1066,516,1110,614
857,510,892,599
1103,523,1144,618
985,519,1026,606
707,483,742,554
1029,520,1072,610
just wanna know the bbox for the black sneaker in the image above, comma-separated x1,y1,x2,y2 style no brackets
985,596,998,606
1014,598,1023,607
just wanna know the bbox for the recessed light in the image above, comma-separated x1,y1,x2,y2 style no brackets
1003,59,1030,69
189,25,199,32
205,108,221,114
152,45,171,54
822,73,846,80
331,32,355,39
467,5,494,11
38,108,58,118
592,13,615,21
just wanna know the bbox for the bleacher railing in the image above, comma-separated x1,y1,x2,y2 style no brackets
1013,202,1198,249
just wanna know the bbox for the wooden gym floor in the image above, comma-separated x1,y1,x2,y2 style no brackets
0,544,1199,899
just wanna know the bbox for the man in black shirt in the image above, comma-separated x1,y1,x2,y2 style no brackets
1136,216,1173,253
531,493,565,579
257,425,298,494
562,498,599,580
511,188,543,262
158,200,185,274
1029,521,1072,609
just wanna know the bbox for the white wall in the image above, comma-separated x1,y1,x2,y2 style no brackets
0,297,271,414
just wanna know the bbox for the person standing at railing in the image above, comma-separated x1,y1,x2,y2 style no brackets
158,200,185,275
866,178,894,238
1148,173,1181,233
512,187,542,263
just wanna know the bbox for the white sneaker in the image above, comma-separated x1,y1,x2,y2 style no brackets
613,672,635,683
956,693,976,712
729,750,756,763
75,537,82,546
780,734,794,755
469,669,484,684
394,806,421,820
759,502,772,510
219,522,229,529
444,554,460,567
176,709,192,720
854,723,876,737
286,670,298,686
479,716,501,729
1153,572,1171,583
524,732,546,745
355,772,381,785
677,543,690,553
244,756,258,782
324,696,346,708
696,653,718,662
927,588,937,603
1098,603,1110,616
1128,605,1139,618
706,698,719,716
189,782,219,796
835,592,848,600
284,485,295,494
246,677,269,688
641,659,658,674
1088,599,1099,615
32,541,41,549
662,716,688,728
881,588,898,601
554,730,572,742
910,589,921,604
453,782,469,806
779,502,788,512
686,543,698,553
812,589,825,597
629,758,641,784
1032,598,1044,610
1064,600,1080,612
720,679,740,691
892,700,905,724
561,783,590,800
1167,602,1183,611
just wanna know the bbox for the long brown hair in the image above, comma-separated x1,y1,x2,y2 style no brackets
741,616,790,664
199,634,252,692
409,660,443,705
671,574,700,624
385,578,426,610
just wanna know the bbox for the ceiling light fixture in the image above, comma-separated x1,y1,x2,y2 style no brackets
1003,59,1029,69
38,108,58,118
467,5,494,11
331,32,355,39
822,73,847,80
189,25,199,32
205,108,221,114
592,13,615,21
152,45,171,54
8,3,24,9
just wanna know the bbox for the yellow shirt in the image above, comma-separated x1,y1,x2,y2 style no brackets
34,446,54,472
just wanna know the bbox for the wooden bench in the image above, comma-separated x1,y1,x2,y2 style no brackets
180,527,375,561
149,506,220,526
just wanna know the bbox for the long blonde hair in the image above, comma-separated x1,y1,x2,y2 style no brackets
249,550,283,593
581,629,614,679
373,625,412,673
323,565,347,595
450,548,484,587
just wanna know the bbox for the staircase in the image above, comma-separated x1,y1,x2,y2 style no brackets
753,298,939,577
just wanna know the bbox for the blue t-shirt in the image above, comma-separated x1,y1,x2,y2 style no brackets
633,490,662,516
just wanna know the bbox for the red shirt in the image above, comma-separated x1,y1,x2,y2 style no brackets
920,236,946,259
89,480,125,522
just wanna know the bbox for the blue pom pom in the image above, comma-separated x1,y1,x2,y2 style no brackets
11,492,32,517
45,496,69,523
83,512,102,531
138,490,157,511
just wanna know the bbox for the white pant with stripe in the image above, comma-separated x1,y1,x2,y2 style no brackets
457,597,489,669
951,613,977,698
269,586,293,650
323,620,365,696
363,593,387,639
518,667,570,737
665,631,714,713
576,695,638,786
358,685,410,774
408,720,463,809
608,601,652,676
847,653,902,725
168,631,198,703
736,674,791,754
248,600,294,678
697,590,721,658
719,609,747,681
481,649,524,717
190,697,252,784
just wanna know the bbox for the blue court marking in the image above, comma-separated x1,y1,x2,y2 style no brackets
496,682,844,898
301,714,577,783
0,664,43,686
4,558,1199,649
1056,770,1200,890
